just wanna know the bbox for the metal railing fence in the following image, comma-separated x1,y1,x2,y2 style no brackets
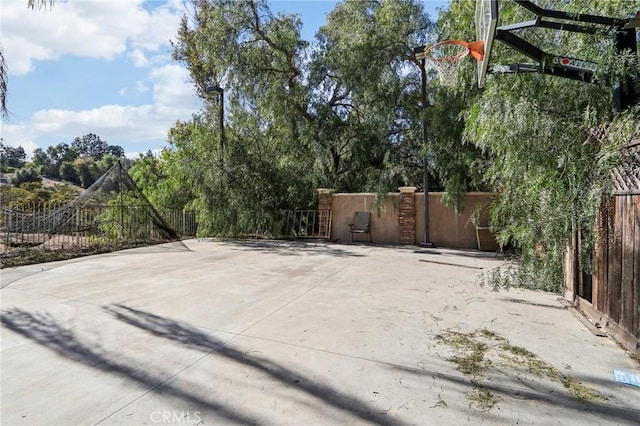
0,202,196,254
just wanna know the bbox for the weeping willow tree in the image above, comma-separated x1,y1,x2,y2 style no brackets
438,0,640,291
168,0,433,237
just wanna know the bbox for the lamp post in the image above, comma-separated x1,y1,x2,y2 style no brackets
206,84,225,151
412,45,433,248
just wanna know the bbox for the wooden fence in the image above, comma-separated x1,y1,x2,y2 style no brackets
585,194,639,351
566,142,640,354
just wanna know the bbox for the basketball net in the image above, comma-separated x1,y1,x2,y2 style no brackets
424,40,484,86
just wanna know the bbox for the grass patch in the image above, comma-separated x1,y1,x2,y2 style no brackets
467,387,502,410
479,328,506,341
501,343,535,358
451,342,490,376
559,374,605,401
435,329,606,410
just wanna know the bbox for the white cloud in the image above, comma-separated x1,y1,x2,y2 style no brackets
1,64,201,152
129,3,185,51
1,36,54,75
149,64,195,110
136,81,150,93
2,0,185,75
129,49,150,68
0,123,40,157
1,1,200,155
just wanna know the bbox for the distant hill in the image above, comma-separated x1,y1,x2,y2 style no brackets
40,177,84,193
0,173,84,194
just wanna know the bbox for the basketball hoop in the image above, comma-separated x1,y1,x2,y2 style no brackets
423,40,485,86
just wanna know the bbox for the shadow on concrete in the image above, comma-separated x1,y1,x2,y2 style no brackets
216,239,366,257
104,304,401,425
412,248,505,261
498,297,566,310
112,240,193,254
0,307,258,425
391,360,640,424
570,373,640,391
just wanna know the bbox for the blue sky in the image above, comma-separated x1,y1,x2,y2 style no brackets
1,0,447,157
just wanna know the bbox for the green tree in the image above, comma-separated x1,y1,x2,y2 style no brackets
97,154,120,173
59,161,81,186
129,150,190,211
30,141,121,183
31,148,52,174
107,145,125,158
171,0,319,235
48,183,81,204
71,133,123,161
440,0,640,291
169,0,440,235
12,165,41,186
0,142,26,170
74,157,99,188
0,185,31,206
1,180,79,207
307,0,432,191
31,143,80,178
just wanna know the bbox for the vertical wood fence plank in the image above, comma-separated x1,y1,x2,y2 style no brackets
634,195,640,340
621,195,635,334
607,197,623,323
600,201,611,312
593,205,605,311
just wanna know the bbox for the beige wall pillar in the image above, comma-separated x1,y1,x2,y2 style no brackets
317,188,333,238
398,187,416,245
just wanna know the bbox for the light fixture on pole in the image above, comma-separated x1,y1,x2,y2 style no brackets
412,45,434,248
206,84,225,151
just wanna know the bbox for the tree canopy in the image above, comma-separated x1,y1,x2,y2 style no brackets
436,0,640,290
164,0,452,234
7,0,639,293
0,142,26,170
6,134,124,189
143,0,638,292
71,133,124,161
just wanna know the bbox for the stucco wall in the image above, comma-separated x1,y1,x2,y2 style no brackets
415,192,495,248
329,191,496,249
331,193,400,244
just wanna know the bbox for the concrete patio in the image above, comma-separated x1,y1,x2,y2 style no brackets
1,239,638,425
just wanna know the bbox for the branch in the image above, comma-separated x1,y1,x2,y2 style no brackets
334,102,356,110
0,44,7,120
28,0,53,9
328,85,349,105
257,66,288,74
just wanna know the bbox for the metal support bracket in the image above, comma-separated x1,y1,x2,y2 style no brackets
495,29,598,83
493,1,640,111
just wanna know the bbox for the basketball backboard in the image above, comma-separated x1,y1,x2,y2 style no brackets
475,0,499,88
